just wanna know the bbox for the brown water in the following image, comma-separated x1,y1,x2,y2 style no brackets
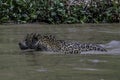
0,24,120,80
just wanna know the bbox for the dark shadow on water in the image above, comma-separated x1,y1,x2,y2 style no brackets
19,51,44,66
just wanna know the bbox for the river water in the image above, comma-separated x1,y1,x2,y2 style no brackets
0,24,120,80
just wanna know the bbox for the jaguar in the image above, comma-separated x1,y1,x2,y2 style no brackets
19,33,107,54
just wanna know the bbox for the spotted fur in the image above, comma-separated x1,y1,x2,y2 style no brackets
19,33,107,54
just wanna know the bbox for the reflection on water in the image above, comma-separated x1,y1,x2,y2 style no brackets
22,52,43,66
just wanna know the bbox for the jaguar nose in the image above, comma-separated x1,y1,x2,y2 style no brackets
19,42,28,50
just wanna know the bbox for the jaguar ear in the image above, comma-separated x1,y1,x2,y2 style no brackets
35,33,39,38
33,33,40,40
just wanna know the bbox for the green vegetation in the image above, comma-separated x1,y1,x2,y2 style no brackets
0,24,120,80
0,0,119,24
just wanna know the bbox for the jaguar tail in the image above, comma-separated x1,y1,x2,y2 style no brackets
80,43,107,52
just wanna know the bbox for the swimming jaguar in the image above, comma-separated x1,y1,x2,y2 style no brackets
19,33,107,54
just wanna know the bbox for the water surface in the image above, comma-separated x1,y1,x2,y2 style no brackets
0,24,120,80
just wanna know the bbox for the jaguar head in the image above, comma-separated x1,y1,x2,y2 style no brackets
19,33,41,50
19,33,56,51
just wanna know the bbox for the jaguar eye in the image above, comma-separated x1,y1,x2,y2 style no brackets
25,39,27,41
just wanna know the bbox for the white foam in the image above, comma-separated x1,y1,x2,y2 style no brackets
73,67,100,71
101,40,120,55
104,40,120,48
87,59,108,63
36,68,48,72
